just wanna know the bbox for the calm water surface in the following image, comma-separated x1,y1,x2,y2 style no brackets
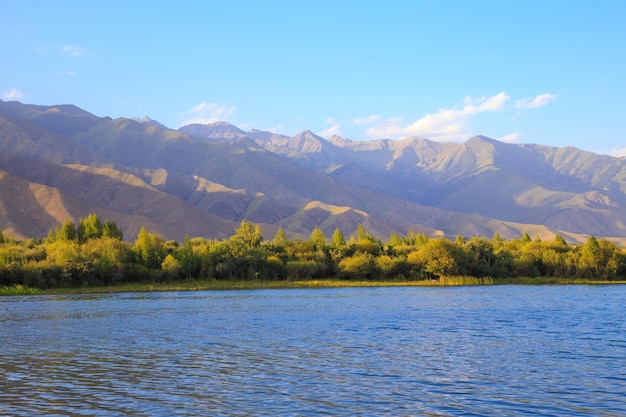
1,285,625,416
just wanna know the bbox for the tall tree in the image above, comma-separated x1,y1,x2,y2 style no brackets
310,227,327,251
553,234,568,247
232,220,263,249
355,223,374,242
579,234,601,275
56,220,77,241
77,214,103,243
272,228,288,246
331,228,346,247
174,236,199,279
388,233,403,247
102,220,124,241
134,226,166,269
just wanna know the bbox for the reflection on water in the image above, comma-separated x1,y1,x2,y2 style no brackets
1,286,625,416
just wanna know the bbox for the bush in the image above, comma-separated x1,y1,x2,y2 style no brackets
339,253,379,280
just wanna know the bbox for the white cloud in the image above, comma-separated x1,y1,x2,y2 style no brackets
352,114,381,125
2,88,26,100
319,117,342,137
366,92,510,141
320,124,341,137
462,92,510,113
178,102,236,126
499,132,523,143
515,93,557,109
62,46,89,57
608,147,626,158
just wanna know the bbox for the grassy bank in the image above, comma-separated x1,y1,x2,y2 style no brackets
493,276,626,285
40,279,446,294
0,284,42,296
2,276,625,296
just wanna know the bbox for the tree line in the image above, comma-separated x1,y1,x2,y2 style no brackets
1,214,626,289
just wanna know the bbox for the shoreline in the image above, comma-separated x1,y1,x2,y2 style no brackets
2,277,626,296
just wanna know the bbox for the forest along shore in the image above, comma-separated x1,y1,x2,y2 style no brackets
2,215,626,293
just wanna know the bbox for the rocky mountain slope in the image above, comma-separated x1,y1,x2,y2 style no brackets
192,123,626,241
1,99,624,243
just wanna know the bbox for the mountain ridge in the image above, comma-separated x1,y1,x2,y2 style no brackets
1,99,625,244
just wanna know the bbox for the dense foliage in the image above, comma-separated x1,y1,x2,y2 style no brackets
2,215,626,289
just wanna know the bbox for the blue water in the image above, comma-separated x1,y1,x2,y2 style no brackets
1,285,625,416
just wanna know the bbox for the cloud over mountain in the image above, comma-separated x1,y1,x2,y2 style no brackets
2,88,26,100
178,102,236,126
365,92,509,141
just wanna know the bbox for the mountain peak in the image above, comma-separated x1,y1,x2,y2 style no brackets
466,135,502,145
463,135,502,151
294,130,323,140
132,116,167,129
178,121,247,141
206,121,239,128
286,130,334,153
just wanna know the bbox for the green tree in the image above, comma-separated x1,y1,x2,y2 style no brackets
404,230,429,247
134,226,166,269
161,254,182,279
578,236,621,279
578,235,601,277
77,214,103,243
55,220,77,241
412,238,460,279
46,240,82,268
461,237,496,277
174,236,200,279
232,220,263,249
376,255,410,280
339,252,378,280
355,223,374,242
102,220,124,240
553,234,568,247
388,233,403,247
331,228,346,247
272,227,288,246
82,237,131,285
310,227,327,251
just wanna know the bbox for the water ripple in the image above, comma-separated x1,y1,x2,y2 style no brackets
2,286,626,416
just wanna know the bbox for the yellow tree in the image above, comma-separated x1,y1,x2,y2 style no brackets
231,220,263,249
134,226,166,269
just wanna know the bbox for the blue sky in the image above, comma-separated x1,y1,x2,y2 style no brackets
1,1,625,155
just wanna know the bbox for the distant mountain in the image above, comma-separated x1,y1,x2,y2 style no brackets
179,122,248,141
1,98,625,244
132,116,168,130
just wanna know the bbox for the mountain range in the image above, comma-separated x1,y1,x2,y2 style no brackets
1,98,625,244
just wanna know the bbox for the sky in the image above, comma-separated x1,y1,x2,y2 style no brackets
1,1,625,155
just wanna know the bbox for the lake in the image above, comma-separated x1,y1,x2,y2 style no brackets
1,285,625,416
